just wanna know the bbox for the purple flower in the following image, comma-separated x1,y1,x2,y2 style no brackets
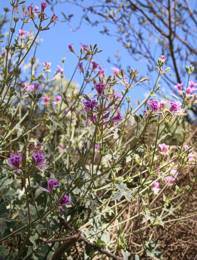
78,62,84,73
164,168,179,186
8,152,23,170
151,181,160,194
68,44,74,53
83,99,97,111
95,83,105,95
112,111,122,123
169,101,181,112
32,150,46,169
47,178,59,192
92,61,99,70
147,99,160,111
59,194,71,208
158,143,169,156
53,95,62,105
56,65,64,75
25,83,40,92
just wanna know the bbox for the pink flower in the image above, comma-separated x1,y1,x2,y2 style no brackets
95,144,101,150
54,95,62,104
98,68,105,78
147,99,160,111
175,82,183,91
159,100,166,110
34,5,39,13
164,168,179,186
80,44,89,52
169,101,181,112
42,95,50,106
112,67,121,77
43,62,51,72
158,55,166,66
95,83,106,95
164,176,176,186
19,29,27,39
186,81,197,95
188,152,196,162
158,143,169,156
151,181,160,194
25,83,40,92
188,80,197,89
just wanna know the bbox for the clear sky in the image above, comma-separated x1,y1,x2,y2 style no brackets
0,0,174,106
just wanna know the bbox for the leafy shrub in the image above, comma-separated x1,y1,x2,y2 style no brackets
0,1,196,259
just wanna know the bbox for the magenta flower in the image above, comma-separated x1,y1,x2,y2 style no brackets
186,81,196,95
175,82,183,91
164,168,179,186
188,80,197,89
59,194,71,209
147,99,160,111
151,181,160,194
47,178,59,192
92,61,99,70
164,176,176,186
83,99,97,111
169,101,181,112
19,29,27,39
112,111,122,123
158,143,169,156
32,150,46,170
42,95,50,106
41,2,47,12
95,144,101,150
8,152,23,171
95,83,105,95
54,95,62,105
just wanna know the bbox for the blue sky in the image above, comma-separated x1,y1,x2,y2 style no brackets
0,0,174,105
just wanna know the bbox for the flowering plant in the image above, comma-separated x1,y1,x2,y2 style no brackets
0,1,196,259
